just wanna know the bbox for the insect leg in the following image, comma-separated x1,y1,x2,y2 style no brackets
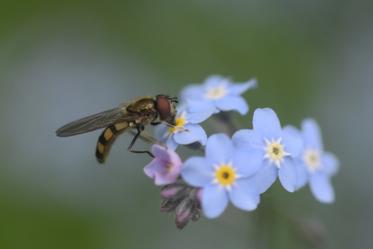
127,126,154,158
163,121,189,132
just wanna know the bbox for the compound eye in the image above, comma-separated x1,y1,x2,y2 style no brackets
156,95,171,120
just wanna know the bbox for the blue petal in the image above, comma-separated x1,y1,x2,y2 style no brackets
310,173,335,203
278,158,297,192
166,136,179,150
253,108,282,139
175,104,188,113
180,84,203,102
173,124,207,145
181,157,212,187
232,129,263,149
201,184,229,219
204,75,228,89
251,163,278,194
281,129,303,158
206,134,234,164
321,152,339,176
229,178,260,211
283,125,301,137
187,99,217,122
227,79,257,95
233,148,263,177
215,96,249,115
185,109,212,124
295,160,309,190
154,124,169,143
301,119,324,150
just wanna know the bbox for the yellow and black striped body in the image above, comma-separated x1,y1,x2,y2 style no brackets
56,95,177,163
96,122,129,163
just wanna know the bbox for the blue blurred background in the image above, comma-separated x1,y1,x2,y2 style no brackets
0,1,372,248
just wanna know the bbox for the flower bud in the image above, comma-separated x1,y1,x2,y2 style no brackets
160,199,179,213
160,184,185,199
175,198,193,229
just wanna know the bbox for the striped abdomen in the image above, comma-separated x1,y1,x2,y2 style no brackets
96,122,129,163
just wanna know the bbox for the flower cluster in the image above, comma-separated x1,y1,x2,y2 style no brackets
143,75,339,229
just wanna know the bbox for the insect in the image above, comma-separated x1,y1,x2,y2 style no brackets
56,95,178,163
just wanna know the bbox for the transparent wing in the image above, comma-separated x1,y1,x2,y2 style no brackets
56,106,138,137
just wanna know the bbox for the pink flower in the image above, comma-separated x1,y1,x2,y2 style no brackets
144,145,182,185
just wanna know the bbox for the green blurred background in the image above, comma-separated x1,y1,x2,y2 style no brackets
0,1,372,248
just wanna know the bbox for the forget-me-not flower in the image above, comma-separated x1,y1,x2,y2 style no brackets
180,75,257,122
233,108,303,193
155,105,207,150
144,145,182,185
181,134,262,219
287,119,339,203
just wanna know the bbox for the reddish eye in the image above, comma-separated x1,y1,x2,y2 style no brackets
156,95,171,120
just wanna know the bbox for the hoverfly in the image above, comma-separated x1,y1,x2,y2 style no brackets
56,95,178,163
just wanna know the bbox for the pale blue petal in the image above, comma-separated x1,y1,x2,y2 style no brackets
166,137,179,150
283,125,301,137
187,99,217,122
301,119,324,151
181,157,212,187
228,79,257,95
215,96,249,115
204,75,228,89
295,160,308,190
201,184,229,219
321,152,339,176
232,129,263,149
154,124,169,143
251,163,278,194
281,129,303,158
278,158,297,192
310,173,335,203
206,134,234,164
253,108,282,139
180,84,204,101
187,99,216,113
185,110,211,124
175,103,188,113
233,148,264,177
229,179,260,211
173,124,207,145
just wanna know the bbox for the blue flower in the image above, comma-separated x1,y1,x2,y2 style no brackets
181,134,262,219
233,108,303,193
155,105,207,150
180,75,257,122
286,119,339,203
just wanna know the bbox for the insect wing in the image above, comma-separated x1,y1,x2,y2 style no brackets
56,106,136,137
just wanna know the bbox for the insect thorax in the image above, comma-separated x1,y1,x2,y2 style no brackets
126,97,156,113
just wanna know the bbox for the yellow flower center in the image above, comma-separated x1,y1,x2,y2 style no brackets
214,164,237,188
168,114,186,133
264,139,289,168
205,85,227,100
303,149,321,172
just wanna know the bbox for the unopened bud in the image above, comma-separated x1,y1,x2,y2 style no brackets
191,207,201,222
175,199,193,229
160,199,179,213
160,184,185,199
